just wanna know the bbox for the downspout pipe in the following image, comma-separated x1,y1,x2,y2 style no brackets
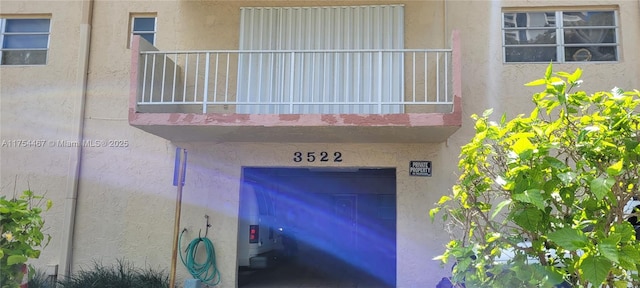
59,0,93,278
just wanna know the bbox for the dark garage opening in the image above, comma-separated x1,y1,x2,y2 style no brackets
237,167,396,287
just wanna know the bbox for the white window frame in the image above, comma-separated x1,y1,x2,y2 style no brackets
130,15,156,46
0,17,51,66
502,9,619,63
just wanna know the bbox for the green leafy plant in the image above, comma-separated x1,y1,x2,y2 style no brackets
57,259,170,288
0,190,52,288
431,64,640,287
27,269,53,288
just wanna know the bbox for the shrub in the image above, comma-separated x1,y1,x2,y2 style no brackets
57,259,170,288
27,270,54,288
0,190,51,288
431,64,640,287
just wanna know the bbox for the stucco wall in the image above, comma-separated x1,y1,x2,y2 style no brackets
1,0,639,287
0,0,84,272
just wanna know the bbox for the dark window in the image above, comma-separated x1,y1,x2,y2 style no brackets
132,17,156,45
503,10,618,63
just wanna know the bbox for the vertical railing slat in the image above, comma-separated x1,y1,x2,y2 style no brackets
289,51,295,113
367,52,372,111
246,52,252,111
225,53,230,103
194,53,199,103
355,52,360,113
344,51,350,113
436,52,440,104
141,54,148,103
257,53,263,113
172,53,177,102
183,53,189,104
150,54,156,103
213,53,219,106
333,51,339,113
202,52,210,113
424,52,428,103
377,51,382,113
161,54,167,102
412,52,416,103
310,53,315,114
445,52,449,103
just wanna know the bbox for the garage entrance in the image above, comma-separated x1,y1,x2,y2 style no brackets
237,168,396,287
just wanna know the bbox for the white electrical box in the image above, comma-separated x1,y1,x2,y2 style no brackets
46,264,58,276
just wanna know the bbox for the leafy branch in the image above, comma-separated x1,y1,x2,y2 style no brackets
1,190,52,288
431,64,640,287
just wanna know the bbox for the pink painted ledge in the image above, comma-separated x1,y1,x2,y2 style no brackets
128,96,462,128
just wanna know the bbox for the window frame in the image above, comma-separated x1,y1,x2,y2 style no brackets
0,17,51,66
129,14,156,47
502,9,619,63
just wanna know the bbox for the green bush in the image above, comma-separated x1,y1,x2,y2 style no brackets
27,270,53,288
431,64,640,287
1,190,51,288
57,260,170,288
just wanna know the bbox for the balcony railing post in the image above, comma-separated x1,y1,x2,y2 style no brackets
194,54,200,103
150,54,156,103
141,54,148,103
213,53,219,106
183,54,189,103
424,51,428,103
445,51,449,103
436,52,441,103
161,54,167,102
225,53,230,103
172,53,178,102
378,51,383,113
289,51,295,114
203,52,210,113
412,52,416,103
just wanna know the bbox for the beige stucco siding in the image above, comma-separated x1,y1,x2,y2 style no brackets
0,0,84,269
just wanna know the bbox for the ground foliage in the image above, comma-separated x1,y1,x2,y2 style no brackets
57,259,170,288
431,64,640,287
26,270,53,288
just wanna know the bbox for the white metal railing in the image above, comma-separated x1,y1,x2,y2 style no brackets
136,49,453,114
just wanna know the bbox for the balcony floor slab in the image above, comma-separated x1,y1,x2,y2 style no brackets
129,106,461,143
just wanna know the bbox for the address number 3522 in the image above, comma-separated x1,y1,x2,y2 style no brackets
293,151,343,163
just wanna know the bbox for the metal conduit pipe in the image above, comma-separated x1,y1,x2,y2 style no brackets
59,0,93,279
443,0,447,46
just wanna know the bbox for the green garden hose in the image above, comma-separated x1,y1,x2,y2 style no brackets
179,229,221,286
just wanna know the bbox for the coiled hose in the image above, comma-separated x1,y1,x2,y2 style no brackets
179,229,221,286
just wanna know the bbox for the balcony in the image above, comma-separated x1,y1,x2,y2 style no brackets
129,32,462,143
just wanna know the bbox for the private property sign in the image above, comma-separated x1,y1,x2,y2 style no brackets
409,161,432,177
